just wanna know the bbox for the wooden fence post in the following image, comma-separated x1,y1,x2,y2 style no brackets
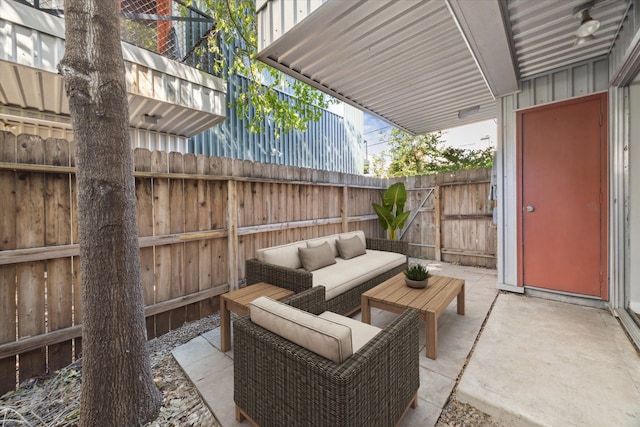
341,186,349,233
434,184,442,261
227,179,239,290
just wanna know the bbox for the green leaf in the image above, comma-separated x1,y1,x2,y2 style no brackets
372,203,394,231
371,128,495,178
392,210,411,231
383,182,407,213
203,0,337,136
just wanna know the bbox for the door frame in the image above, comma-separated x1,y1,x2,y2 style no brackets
516,92,608,300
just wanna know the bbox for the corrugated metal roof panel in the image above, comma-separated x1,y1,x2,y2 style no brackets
508,0,630,78
0,59,226,137
256,0,495,135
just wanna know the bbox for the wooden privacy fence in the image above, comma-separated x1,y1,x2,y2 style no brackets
0,131,495,394
402,168,497,268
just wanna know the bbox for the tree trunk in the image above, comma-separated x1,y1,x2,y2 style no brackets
58,1,161,425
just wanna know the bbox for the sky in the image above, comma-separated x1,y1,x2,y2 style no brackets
363,113,497,160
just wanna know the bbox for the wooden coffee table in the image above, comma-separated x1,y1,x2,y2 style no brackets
361,273,465,360
220,282,294,352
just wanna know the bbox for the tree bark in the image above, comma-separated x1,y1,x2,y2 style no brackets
59,1,161,425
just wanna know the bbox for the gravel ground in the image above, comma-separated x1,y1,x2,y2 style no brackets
0,315,222,426
1,312,499,426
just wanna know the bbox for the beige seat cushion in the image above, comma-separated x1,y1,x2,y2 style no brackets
312,250,406,300
318,311,382,353
250,297,353,364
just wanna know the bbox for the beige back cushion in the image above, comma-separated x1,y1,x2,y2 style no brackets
338,230,366,247
250,297,353,364
257,242,307,269
306,234,340,257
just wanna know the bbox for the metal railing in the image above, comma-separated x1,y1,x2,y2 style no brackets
14,0,221,76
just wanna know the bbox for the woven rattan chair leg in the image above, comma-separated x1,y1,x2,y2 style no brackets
394,392,419,427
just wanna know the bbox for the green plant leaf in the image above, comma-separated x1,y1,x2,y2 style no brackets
372,203,394,231
383,182,407,213
391,210,411,232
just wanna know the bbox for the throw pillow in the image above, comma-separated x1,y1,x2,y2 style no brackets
298,242,336,271
336,235,367,259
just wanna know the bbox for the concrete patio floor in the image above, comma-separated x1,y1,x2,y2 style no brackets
172,260,640,426
457,292,640,426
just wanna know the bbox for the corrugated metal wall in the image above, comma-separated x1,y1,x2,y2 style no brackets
188,36,365,175
188,77,364,174
515,58,609,109
497,57,610,289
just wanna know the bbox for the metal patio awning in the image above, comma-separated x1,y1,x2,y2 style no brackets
255,0,629,135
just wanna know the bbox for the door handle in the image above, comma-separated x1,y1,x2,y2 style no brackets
526,205,535,212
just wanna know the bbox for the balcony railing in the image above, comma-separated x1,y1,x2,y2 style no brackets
13,0,221,76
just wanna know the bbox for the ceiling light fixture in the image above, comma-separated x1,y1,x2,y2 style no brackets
574,34,595,46
458,105,480,119
573,2,600,38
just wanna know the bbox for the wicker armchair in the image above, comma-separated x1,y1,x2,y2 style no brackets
233,286,420,427
245,237,408,315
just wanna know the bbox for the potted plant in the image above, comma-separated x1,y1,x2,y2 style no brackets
403,264,431,289
372,182,411,240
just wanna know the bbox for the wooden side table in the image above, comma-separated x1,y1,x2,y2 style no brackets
220,282,294,352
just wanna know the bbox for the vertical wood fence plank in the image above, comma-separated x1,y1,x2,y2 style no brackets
236,182,247,279
134,148,155,338
169,153,186,329
227,179,238,290
16,134,47,383
152,151,171,335
214,161,230,297
243,182,255,270
43,137,73,372
183,154,200,321
342,186,349,232
196,156,214,316
255,181,264,253
0,132,17,395
278,180,286,233
294,184,302,241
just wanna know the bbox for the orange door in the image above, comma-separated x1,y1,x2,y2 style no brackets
518,93,607,298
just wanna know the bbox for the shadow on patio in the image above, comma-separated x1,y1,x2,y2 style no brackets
172,259,640,427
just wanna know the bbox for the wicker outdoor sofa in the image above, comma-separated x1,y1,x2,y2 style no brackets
245,230,408,315
233,286,420,427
